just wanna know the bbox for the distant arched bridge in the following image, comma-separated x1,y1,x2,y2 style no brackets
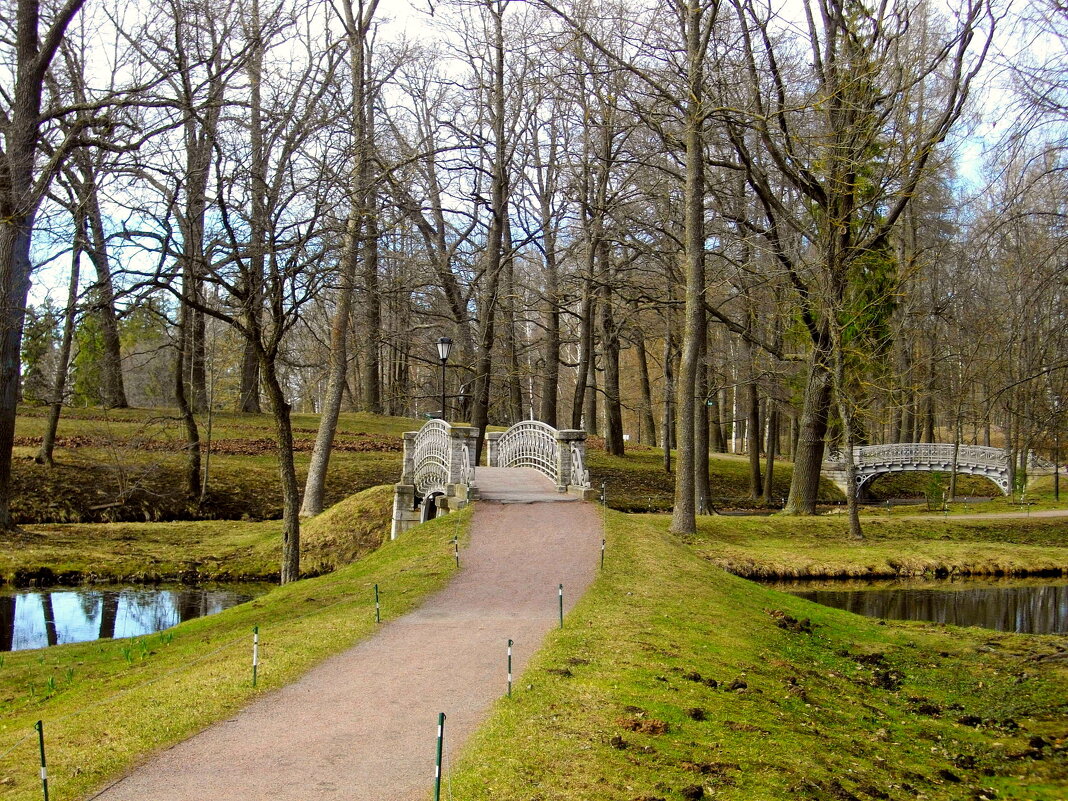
823,444,1020,496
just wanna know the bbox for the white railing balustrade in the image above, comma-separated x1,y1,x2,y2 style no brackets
411,419,451,496
487,421,592,493
823,443,1013,495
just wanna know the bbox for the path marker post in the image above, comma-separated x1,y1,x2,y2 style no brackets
252,626,259,687
507,639,513,697
374,584,381,624
453,536,459,568
601,538,605,570
35,719,48,801
433,712,446,801
558,584,564,629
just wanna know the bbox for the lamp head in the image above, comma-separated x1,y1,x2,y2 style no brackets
437,336,453,363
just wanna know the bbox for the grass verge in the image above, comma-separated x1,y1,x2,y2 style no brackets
684,514,1068,579
448,511,1068,801
0,508,468,801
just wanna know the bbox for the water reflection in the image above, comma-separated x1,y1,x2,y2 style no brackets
768,577,1068,635
0,585,268,652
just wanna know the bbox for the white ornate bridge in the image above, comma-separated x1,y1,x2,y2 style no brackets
485,421,592,492
391,419,593,538
823,443,1016,496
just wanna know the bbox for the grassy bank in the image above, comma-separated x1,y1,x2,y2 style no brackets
684,514,1068,579
449,511,1068,801
0,508,467,801
0,484,396,586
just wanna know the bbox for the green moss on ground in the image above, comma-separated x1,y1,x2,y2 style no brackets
0,508,468,801
449,511,1068,801
300,485,394,575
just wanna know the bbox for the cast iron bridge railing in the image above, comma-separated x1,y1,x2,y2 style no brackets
391,420,478,539
824,443,1016,495
486,420,592,494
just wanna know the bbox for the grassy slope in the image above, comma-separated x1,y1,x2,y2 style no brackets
0,508,468,801
450,511,1068,801
0,483,396,585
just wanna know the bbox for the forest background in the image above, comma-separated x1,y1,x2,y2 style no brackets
2,0,1066,580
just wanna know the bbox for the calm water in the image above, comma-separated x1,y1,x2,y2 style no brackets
768,577,1068,635
0,584,269,652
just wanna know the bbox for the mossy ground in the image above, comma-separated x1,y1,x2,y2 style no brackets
449,512,1068,801
684,514,1068,579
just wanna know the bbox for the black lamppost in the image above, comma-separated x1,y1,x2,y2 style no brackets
437,336,452,420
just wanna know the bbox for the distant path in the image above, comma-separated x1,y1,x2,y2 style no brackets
91,468,602,801
889,509,1068,522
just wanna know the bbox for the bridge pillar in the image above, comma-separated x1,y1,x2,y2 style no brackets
391,484,421,540
447,425,479,502
556,429,597,499
400,432,417,484
485,431,503,468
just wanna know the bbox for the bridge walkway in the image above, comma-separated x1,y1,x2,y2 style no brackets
92,470,602,801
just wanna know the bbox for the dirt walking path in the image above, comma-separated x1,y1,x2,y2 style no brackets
90,468,602,801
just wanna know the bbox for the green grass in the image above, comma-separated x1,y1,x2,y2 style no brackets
448,511,1068,801
0,507,468,801
0,518,281,585
0,483,397,585
684,514,1068,579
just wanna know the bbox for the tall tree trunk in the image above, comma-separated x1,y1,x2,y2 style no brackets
662,318,674,474
470,1,508,464
694,332,711,514
584,360,599,435
784,343,832,514
301,0,380,514
174,289,201,500
709,382,726,452
537,170,560,427
84,181,127,409
571,288,594,430
600,248,624,455
632,314,657,447
37,209,83,467
504,218,523,422
745,339,762,498
238,0,266,415
263,361,301,583
670,18,707,534
762,402,779,504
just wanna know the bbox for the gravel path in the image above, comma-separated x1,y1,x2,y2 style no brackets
91,468,602,801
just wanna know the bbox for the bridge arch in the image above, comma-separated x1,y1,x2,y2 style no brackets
824,444,1012,497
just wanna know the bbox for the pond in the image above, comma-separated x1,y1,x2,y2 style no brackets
767,576,1068,635
0,584,272,652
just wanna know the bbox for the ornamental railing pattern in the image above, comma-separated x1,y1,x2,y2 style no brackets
411,420,451,496
495,420,559,479
824,443,1012,494
401,420,478,500
487,421,591,493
